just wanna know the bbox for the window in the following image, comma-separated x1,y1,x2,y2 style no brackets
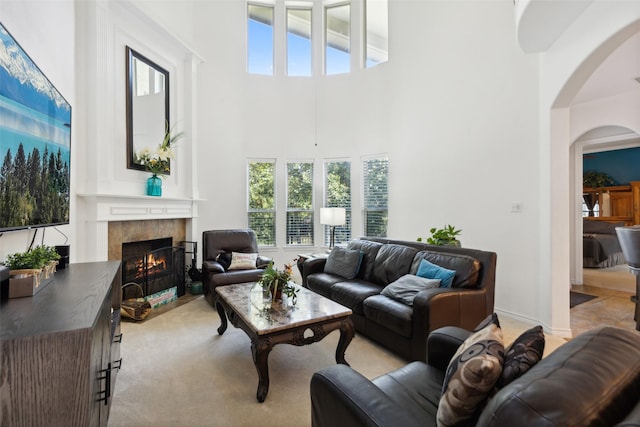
365,0,388,67
363,157,388,237
287,162,314,245
287,8,312,76
247,3,274,75
324,160,351,246
325,3,350,75
248,160,276,246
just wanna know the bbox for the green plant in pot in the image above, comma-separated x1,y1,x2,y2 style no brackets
5,245,61,271
583,170,614,189
417,225,462,247
257,262,299,304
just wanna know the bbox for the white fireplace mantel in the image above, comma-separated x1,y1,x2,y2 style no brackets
76,193,204,262
77,193,202,222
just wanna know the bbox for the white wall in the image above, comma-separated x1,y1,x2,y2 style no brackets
0,0,75,260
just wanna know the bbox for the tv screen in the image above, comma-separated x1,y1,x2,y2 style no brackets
0,22,71,232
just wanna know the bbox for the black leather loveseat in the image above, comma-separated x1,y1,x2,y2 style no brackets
311,326,640,427
300,238,497,361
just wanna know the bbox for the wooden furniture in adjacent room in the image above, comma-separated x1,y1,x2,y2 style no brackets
0,261,122,426
583,181,640,225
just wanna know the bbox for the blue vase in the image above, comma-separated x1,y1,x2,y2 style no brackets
146,175,162,196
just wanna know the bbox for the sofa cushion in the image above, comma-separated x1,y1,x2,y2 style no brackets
437,313,504,427
331,281,385,315
496,325,544,389
412,251,481,288
228,252,257,270
380,274,441,306
306,272,345,298
363,294,413,337
372,362,444,424
370,244,418,286
347,240,383,281
416,259,456,288
324,247,363,279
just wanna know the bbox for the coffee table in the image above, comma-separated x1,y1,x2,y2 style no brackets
215,282,354,402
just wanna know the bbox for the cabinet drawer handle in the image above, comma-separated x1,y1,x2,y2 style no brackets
97,362,112,405
113,358,123,370
114,333,123,343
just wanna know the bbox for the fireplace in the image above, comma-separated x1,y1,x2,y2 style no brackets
122,238,185,300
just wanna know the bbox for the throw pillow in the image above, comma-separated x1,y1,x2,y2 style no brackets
324,247,363,279
495,325,545,389
216,252,231,270
380,274,441,306
437,313,504,427
227,252,258,270
416,259,456,288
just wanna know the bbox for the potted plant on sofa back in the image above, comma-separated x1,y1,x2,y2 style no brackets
417,225,462,247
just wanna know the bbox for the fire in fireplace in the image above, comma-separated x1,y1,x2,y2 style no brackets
122,238,185,300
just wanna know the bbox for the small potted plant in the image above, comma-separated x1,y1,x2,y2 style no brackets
417,224,462,247
4,245,61,298
257,262,299,304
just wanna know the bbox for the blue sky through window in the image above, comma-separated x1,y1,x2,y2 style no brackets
248,19,273,75
287,32,312,76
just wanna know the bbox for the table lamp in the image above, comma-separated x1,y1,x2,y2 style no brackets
320,207,346,248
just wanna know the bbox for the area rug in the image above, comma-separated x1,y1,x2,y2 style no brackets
570,291,597,308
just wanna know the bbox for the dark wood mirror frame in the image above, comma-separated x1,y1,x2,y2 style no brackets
126,46,170,172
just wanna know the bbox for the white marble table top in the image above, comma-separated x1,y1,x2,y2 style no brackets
216,282,352,335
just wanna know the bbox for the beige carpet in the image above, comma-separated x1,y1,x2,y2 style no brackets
108,296,565,427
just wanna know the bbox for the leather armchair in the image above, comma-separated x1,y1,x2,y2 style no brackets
202,229,271,315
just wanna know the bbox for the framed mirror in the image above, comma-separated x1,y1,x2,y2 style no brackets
126,46,170,172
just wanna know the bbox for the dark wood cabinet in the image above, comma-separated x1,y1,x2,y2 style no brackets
0,261,122,426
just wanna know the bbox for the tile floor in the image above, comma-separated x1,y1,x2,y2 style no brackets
571,282,636,337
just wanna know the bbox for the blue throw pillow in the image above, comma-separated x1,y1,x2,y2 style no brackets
416,259,456,288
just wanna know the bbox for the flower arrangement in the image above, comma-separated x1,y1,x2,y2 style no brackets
258,262,299,304
136,122,183,178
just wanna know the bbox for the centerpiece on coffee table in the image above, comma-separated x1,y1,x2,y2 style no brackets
257,262,299,304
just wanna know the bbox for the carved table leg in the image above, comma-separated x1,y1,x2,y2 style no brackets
215,301,228,335
252,338,273,402
335,317,355,366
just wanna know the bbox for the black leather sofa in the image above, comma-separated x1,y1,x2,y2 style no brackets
311,326,640,427
300,237,497,360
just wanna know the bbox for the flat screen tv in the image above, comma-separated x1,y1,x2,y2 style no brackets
0,22,71,232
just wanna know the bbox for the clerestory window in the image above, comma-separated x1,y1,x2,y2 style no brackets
247,0,388,76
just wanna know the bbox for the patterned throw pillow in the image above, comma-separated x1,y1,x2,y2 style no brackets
380,274,441,306
324,247,363,279
227,252,258,270
496,325,545,389
437,313,504,427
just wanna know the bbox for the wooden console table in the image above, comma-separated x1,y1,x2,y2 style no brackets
0,261,122,426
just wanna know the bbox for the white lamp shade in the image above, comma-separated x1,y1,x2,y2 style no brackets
320,207,346,226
